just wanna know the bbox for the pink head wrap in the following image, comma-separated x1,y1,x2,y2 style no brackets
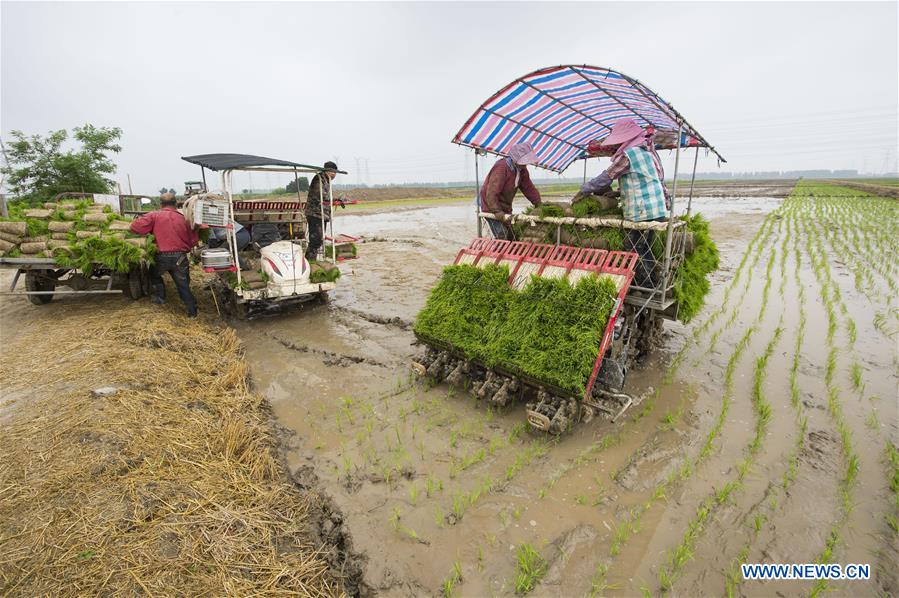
600,119,648,160
508,142,538,166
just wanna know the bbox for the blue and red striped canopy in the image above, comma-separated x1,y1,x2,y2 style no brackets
453,65,725,172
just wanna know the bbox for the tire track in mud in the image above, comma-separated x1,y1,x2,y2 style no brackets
264,331,396,368
793,187,896,596
719,201,813,596
583,211,791,595
654,222,787,593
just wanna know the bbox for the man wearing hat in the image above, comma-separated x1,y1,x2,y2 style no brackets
479,142,543,240
305,161,339,261
579,119,670,287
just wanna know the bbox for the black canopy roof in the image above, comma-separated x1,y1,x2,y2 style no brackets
181,153,347,173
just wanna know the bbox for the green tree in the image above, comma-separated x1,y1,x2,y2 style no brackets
285,177,309,193
1,124,122,203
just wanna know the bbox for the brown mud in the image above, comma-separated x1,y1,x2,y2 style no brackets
1,180,895,596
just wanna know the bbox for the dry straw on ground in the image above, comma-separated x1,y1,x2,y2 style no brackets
0,300,348,596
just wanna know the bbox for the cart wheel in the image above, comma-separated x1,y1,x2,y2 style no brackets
317,291,330,304
127,268,144,300
25,271,54,305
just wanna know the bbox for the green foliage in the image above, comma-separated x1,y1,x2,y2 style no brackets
285,177,309,193
671,214,719,322
309,262,341,283
414,264,618,394
52,236,155,275
2,124,122,204
571,196,623,218
536,204,565,218
514,543,547,594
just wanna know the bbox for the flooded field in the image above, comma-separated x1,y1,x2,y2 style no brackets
0,181,895,597
236,181,898,596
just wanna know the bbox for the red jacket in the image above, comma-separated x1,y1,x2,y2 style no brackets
129,208,198,252
479,158,542,214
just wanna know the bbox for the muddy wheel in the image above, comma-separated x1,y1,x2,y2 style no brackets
635,311,664,358
127,268,144,300
25,271,54,305
317,291,330,304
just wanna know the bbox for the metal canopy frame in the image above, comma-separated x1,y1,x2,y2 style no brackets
452,64,726,171
457,65,722,314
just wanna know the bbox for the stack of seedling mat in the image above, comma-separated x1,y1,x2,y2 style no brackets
513,197,718,322
310,261,341,283
415,242,635,397
0,200,155,273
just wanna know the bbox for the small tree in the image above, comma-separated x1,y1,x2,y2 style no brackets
159,186,169,195
285,177,309,194
2,124,122,204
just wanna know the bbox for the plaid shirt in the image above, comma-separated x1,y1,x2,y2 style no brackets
581,139,670,221
618,147,668,221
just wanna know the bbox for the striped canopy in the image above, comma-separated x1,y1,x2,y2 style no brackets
453,65,725,172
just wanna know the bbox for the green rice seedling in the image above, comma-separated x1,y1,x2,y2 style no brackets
514,543,548,595
409,484,419,506
850,362,864,392
441,561,463,597
415,264,618,394
389,506,421,541
434,506,445,528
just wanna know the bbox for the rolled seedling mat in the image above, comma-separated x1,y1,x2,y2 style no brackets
85,204,106,212
46,240,73,250
42,202,59,210
24,235,50,243
24,209,53,218
82,213,109,223
0,231,24,244
0,222,27,236
107,220,132,231
0,238,17,253
50,233,70,240
75,230,101,239
20,241,48,254
246,280,267,290
125,237,147,247
48,221,75,233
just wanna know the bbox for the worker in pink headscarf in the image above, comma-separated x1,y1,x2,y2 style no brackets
479,142,543,240
579,119,670,288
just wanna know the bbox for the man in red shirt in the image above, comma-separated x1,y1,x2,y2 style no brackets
129,193,199,316
479,142,543,240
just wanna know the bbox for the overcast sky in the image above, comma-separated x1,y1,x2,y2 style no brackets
2,1,897,193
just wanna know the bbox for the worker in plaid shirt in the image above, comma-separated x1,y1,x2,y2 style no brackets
579,119,670,288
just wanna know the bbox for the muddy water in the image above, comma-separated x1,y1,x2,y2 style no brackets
220,186,898,596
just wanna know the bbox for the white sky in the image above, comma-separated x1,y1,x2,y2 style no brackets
2,1,897,193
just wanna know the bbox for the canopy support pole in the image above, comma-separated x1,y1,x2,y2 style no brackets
201,166,207,192
223,170,241,287
583,158,587,184
686,146,699,217
474,150,482,238
660,122,683,306
328,175,336,265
